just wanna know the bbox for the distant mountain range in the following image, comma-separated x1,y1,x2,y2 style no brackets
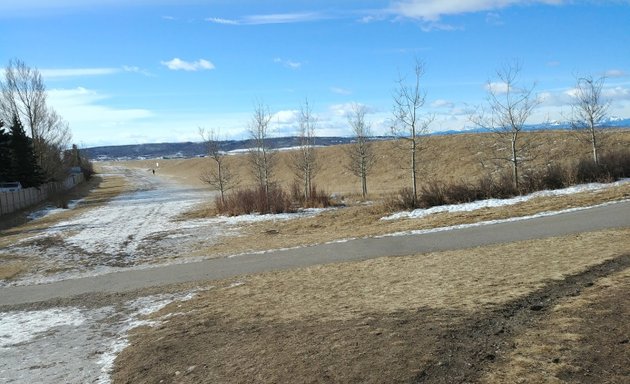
85,137,361,161
85,118,630,161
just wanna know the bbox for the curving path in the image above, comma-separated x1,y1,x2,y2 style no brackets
2,199,628,307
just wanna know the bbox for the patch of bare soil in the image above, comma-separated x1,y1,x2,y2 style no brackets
113,228,630,383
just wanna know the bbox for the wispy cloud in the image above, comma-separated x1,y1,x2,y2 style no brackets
47,87,153,133
431,99,455,108
205,17,239,25
331,87,352,95
161,58,215,71
207,12,325,26
273,58,303,70
603,69,628,78
40,67,121,78
39,66,152,79
390,0,566,21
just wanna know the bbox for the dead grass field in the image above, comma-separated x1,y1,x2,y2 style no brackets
113,228,630,383
114,129,630,259
118,129,630,197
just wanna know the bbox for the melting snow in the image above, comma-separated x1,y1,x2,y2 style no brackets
0,291,198,384
382,179,630,221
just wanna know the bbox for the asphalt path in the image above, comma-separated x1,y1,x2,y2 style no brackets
1,200,629,306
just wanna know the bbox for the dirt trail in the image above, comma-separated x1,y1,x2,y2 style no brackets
0,166,218,287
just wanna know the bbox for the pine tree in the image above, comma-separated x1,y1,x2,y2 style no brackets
0,120,13,182
8,114,43,187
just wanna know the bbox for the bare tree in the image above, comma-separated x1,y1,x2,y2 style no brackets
345,104,376,198
248,102,276,196
199,127,236,204
391,58,434,206
471,61,540,190
290,98,318,200
569,75,609,165
0,59,47,141
0,59,71,181
37,108,72,181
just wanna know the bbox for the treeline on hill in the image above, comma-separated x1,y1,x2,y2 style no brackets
199,60,628,216
0,59,92,189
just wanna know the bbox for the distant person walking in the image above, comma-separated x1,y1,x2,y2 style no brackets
152,169,155,175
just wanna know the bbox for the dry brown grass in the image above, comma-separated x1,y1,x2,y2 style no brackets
114,228,630,383
182,181,630,259
481,267,630,384
118,129,630,198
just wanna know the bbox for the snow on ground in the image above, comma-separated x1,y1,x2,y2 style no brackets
382,179,630,221
378,199,629,239
26,199,83,220
0,291,198,384
0,167,330,287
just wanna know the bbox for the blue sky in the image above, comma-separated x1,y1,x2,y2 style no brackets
1,0,629,147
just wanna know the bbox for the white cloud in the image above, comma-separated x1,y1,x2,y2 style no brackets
206,17,239,25
390,0,565,21
485,81,509,94
273,58,303,69
39,66,151,79
161,58,215,71
431,99,455,108
272,109,300,125
243,12,323,25
40,68,121,78
48,87,153,123
206,12,325,26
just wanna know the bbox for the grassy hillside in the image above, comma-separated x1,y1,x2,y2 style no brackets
118,129,630,199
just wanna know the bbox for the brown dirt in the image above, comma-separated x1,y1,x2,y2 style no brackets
113,228,630,383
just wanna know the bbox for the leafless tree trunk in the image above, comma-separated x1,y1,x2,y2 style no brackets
391,58,434,206
199,127,236,204
471,61,540,191
345,104,376,199
569,75,609,165
290,98,318,200
248,102,276,197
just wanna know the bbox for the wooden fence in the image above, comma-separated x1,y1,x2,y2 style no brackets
0,173,85,216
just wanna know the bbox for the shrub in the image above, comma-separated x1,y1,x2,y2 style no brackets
600,149,630,180
384,149,630,213
215,182,332,216
418,182,447,208
290,182,332,209
214,184,294,216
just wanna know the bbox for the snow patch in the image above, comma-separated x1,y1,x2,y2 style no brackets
382,179,630,221
0,308,85,348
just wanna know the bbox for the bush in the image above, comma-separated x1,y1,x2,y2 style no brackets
418,182,447,208
385,149,630,213
290,182,332,209
215,182,332,216
214,184,293,216
600,149,630,180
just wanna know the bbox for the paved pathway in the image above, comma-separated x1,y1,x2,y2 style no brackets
2,200,628,307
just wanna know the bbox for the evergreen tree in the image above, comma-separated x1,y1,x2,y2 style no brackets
8,114,43,187
0,120,13,182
